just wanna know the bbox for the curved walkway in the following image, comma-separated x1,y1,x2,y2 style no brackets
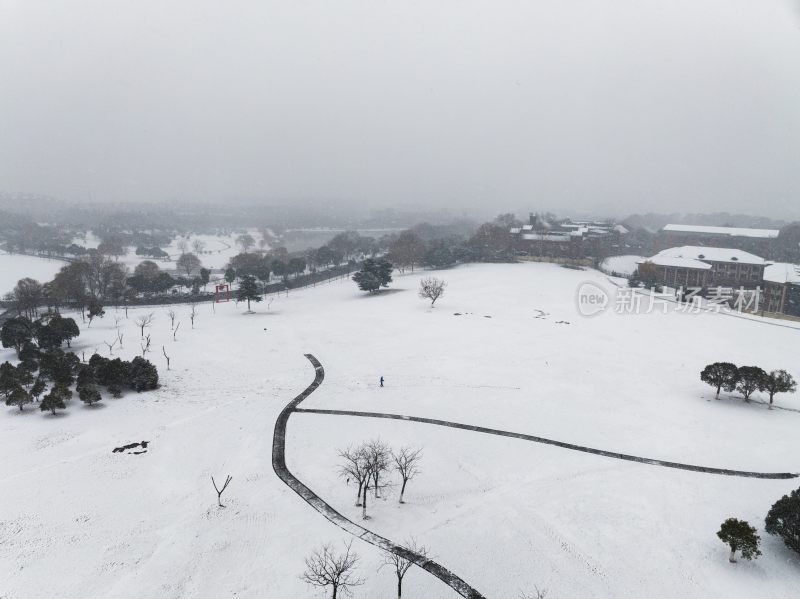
294,408,798,480
271,354,487,599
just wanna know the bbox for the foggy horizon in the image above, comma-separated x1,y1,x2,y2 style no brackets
1,1,799,220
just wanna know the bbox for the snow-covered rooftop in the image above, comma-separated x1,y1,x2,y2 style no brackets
655,246,768,266
662,224,780,239
638,256,712,270
522,233,571,242
764,262,800,285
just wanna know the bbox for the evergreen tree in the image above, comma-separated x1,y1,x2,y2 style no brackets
1,316,33,355
288,257,306,278
271,260,287,281
761,370,797,408
79,384,102,406
224,267,237,284
40,384,70,415
423,241,456,269
14,365,34,391
18,341,40,373
49,314,80,348
30,377,46,402
87,301,105,327
6,385,32,411
700,362,739,399
352,259,393,293
765,487,800,555
717,518,761,562
0,362,19,398
735,366,767,402
199,267,211,289
40,349,80,386
127,357,159,392
236,275,263,311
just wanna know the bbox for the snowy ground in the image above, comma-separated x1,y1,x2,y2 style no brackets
1,262,799,598
0,251,68,295
600,254,644,276
78,231,258,271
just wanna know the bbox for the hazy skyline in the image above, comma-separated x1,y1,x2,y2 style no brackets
1,0,799,219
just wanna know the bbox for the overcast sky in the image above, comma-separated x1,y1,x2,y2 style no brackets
1,0,799,219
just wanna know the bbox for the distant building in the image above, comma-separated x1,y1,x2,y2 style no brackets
638,255,712,289
656,224,779,256
762,263,800,317
511,214,624,259
640,246,770,289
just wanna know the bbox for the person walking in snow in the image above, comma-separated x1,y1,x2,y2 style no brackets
380,376,384,388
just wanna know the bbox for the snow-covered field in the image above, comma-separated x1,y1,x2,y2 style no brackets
78,231,256,271
0,251,67,295
1,262,799,598
600,254,644,276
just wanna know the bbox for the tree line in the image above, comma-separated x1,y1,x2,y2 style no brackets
700,362,796,408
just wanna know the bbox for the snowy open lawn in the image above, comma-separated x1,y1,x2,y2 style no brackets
78,230,255,271
1,263,799,598
600,254,644,276
0,252,67,295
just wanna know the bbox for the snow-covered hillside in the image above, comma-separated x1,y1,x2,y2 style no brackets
1,262,798,598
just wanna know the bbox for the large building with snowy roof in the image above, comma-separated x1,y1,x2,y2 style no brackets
762,263,800,317
640,246,770,289
656,224,780,256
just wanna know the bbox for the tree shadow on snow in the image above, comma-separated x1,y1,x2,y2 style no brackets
82,402,108,410
358,288,406,298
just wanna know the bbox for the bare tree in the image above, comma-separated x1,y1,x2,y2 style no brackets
135,312,155,337
104,338,118,355
380,539,427,599
236,233,256,253
189,303,198,329
366,438,392,499
167,309,177,330
114,316,124,348
173,321,180,341
360,441,392,519
393,446,423,504
211,474,233,507
338,445,371,507
176,252,202,277
162,346,170,370
192,239,206,254
418,276,447,307
177,238,189,254
141,334,152,357
300,541,363,599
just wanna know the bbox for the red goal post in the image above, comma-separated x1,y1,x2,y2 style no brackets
215,284,230,303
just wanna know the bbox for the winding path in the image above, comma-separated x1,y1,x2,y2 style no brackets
272,354,487,599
